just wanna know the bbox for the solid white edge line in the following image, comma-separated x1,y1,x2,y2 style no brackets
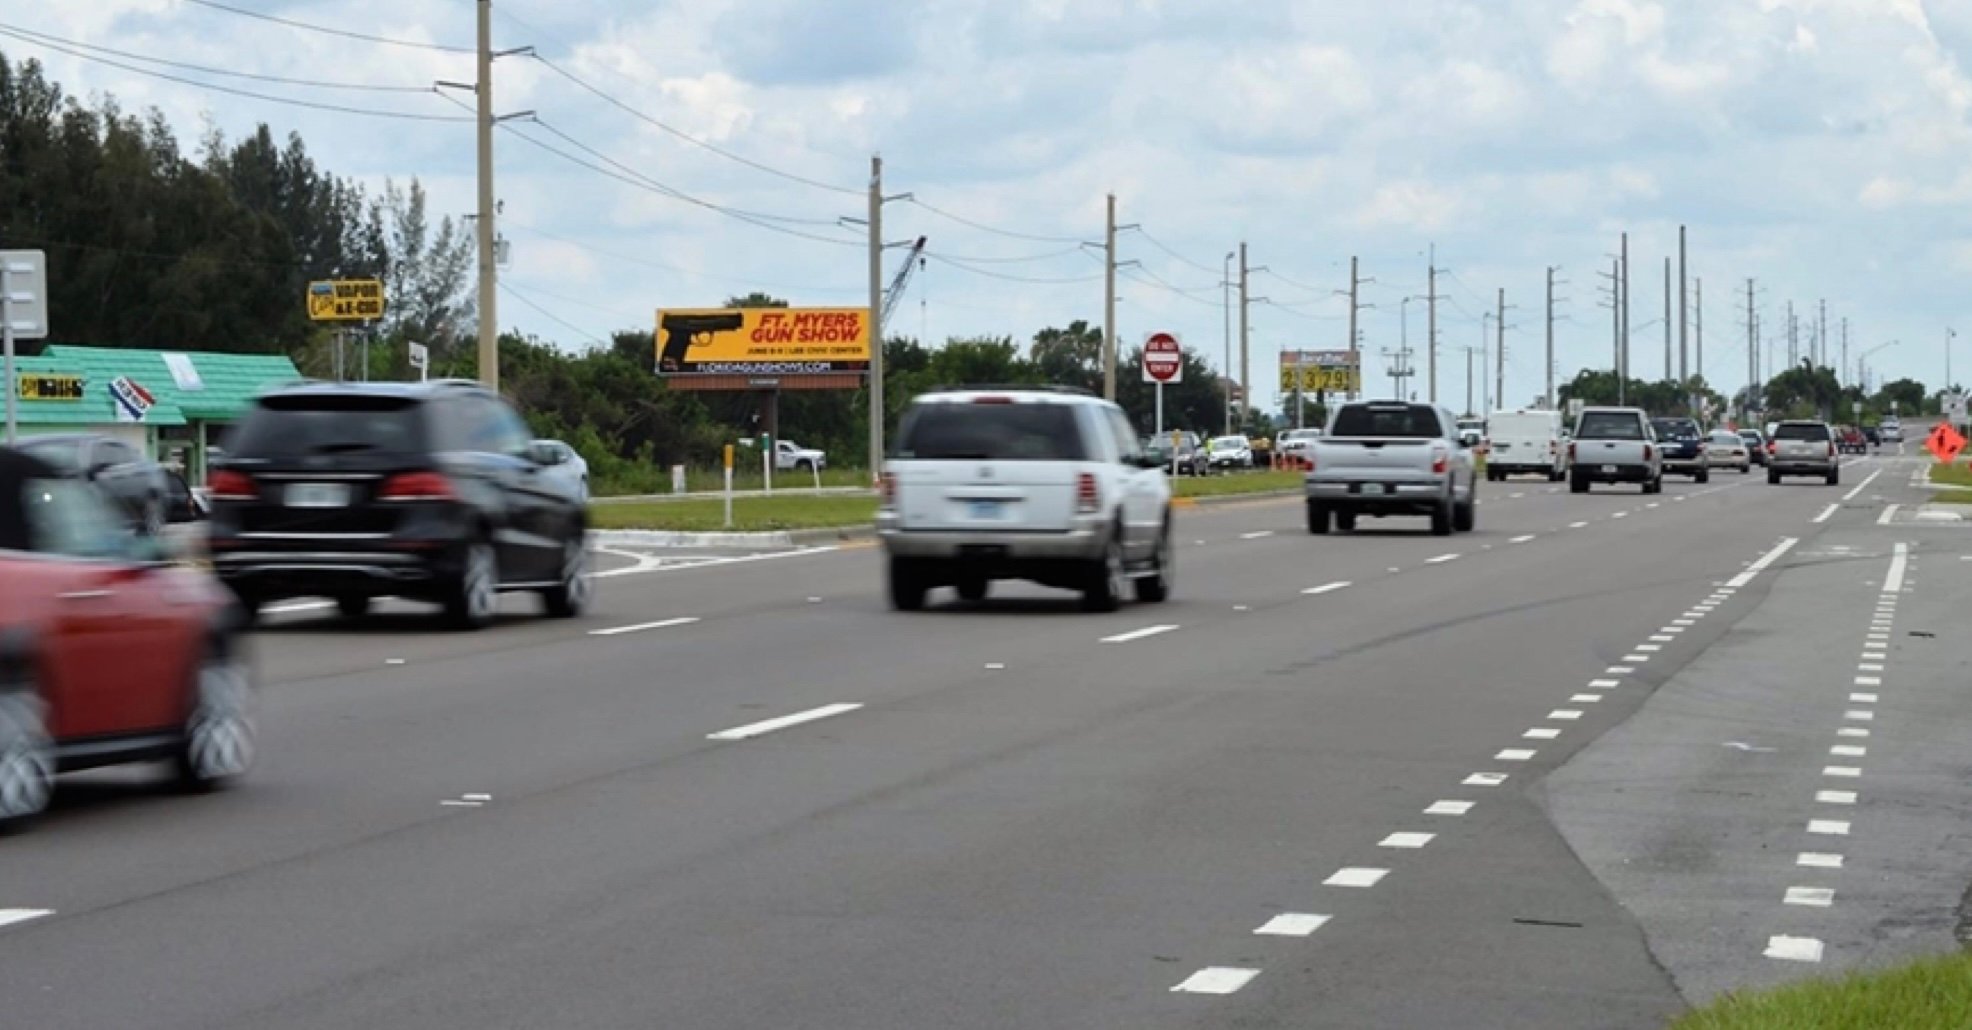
1302,581,1352,596
1171,967,1261,994
1725,537,1799,589
589,616,701,637
0,909,53,929
706,702,863,741
1812,503,1838,524
1883,542,1908,593
1100,624,1181,644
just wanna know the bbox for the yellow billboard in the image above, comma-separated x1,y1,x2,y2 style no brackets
1279,349,1362,394
307,279,385,321
656,307,871,375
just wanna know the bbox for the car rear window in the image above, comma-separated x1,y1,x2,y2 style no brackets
1651,419,1699,439
1774,423,1831,441
17,438,83,472
1577,412,1645,439
1711,433,1742,444
894,402,1089,461
225,395,428,459
1331,404,1443,438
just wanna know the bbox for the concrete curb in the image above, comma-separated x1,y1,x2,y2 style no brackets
592,490,1298,549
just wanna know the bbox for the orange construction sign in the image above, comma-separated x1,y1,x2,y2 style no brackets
1924,421,1966,464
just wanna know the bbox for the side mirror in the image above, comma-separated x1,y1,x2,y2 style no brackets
527,441,564,466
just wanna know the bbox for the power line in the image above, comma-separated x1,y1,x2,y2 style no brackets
498,282,608,347
1130,227,1223,277
0,27,468,122
529,55,860,197
181,0,474,54
903,197,1084,244
1120,266,1220,308
525,118,846,228
0,22,436,93
923,252,1102,285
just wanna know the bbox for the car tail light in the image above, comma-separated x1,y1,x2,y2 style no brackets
1076,472,1100,513
1643,444,1654,461
972,396,1013,405
1767,441,1777,456
1568,442,1577,462
1827,442,1836,458
1431,446,1449,475
207,469,257,501
378,471,457,501
879,471,896,508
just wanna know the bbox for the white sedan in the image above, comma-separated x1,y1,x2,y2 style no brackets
1705,431,1752,473
1207,435,1253,469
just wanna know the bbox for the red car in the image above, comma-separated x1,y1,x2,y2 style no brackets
0,448,254,832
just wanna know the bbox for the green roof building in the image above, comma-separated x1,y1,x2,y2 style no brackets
6,345,302,480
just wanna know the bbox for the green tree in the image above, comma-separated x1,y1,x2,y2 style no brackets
1029,319,1102,392
1874,378,1926,416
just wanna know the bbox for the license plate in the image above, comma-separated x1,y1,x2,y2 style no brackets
286,482,350,508
1360,484,1386,495
968,500,1003,519
1601,465,1618,474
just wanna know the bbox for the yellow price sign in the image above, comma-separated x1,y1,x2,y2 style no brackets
307,279,386,322
17,373,84,401
1279,366,1361,393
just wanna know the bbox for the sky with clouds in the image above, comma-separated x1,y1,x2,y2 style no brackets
12,0,1972,414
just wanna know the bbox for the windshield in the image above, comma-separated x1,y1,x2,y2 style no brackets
1211,436,1246,449
1332,404,1443,438
895,402,1089,461
1576,412,1645,440
1775,423,1832,441
226,395,426,459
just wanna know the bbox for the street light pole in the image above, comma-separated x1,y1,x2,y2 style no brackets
1223,251,1235,435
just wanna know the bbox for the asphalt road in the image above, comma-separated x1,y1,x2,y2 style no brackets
3,452,1967,1029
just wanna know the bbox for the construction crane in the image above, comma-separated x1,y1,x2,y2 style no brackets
879,236,928,334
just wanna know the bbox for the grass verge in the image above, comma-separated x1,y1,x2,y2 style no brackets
1927,462,1972,488
590,495,877,532
1928,490,1972,505
1172,470,1303,498
1669,949,1972,1030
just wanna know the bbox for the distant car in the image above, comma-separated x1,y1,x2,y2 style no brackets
0,447,255,832
206,379,592,629
1484,409,1568,482
16,434,172,535
1649,417,1709,482
1208,435,1253,469
1146,432,1209,476
1767,420,1840,485
774,439,827,473
1570,407,1663,494
1739,429,1767,466
1305,400,1477,536
878,387,1173,611
1863,426,1881,447
1276,428,1322,469
531,439,590,503
1837,427,1868,455
1706,431,1752,473
1879,418,1903,443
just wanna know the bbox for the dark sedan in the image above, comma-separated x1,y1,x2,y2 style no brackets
16,434,173,535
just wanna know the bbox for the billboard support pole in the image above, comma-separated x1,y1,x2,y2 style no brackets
723,444,734,529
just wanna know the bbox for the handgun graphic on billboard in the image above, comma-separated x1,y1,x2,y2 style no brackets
655,308,871,375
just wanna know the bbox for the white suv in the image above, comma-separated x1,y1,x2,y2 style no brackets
878,388,1174,611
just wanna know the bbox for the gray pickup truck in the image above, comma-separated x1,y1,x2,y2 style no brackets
1569,406,1663,494
1304,401,1477,537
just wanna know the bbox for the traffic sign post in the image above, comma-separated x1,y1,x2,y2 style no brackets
1142,331,1183,437
2,250,49,446
1926,421,1966,465
408,341,430,382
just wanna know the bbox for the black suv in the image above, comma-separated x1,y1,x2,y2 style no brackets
1648,417,1709,483
206,380,590,629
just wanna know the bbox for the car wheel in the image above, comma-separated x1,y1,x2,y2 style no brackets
797,460,814,473
229,589,264,628
1570,474,1589,494
541,535,592,618
1135,522,1173,603
1430,500,1454,536
1768,470,1781,485
1081,529,1126,613
1695,469,1710,484
887,557,927,612
0,686,53,833
1827,469,1840,486
1740,463,1751,474
1453,496,1476,532
1307,501,1330,535
445,541,499,630
957,578,988,603
1551,467,1566,483
336,595,371,620
175,641,255,792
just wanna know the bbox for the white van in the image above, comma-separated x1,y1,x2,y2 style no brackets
1484,409,1568,482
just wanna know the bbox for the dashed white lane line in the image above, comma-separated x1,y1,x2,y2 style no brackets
1612,511,1629,519
1426,553,1461,564
1302,581,1352,596
1425,800,1474,815
1883,542,1908,592
1464,772,1508,786
1100,624,1180,644
1842,468,1882,501
1548,710,1583,720
1878,504,1899,525
1824,766,1863,778
1844,710,1874,722
1240,530,1275,540
1635,644,1663,653
1510,492,1525,498
1812,503,1838,524
1838,727,1870,738
1817,790,1858,805
264,600,336,615
1495,749,1537,761
706,703,864,741
1325,867,1389,887
1849,691,1879,702
1379,832,1436,848
1649,634,1675,642
1798,852,1844,869
1807,819,1852,836
1622,654,1651,663
1588,678,1621,689
1603,667,1634,675
1785,887,1835,908
1569,521,1589,529
1765,935,1825,963
589,616,701,637
1725,537,1799,589
1647,502,1661,509
1510,534,1537,544
1171,967,1261,994
1524,728,1562,740
1858,664,1885,672
1570,694,1602,703
0,909,53,930
1254,913,1331,937
1672,618,1695,626
1831,745,1867,758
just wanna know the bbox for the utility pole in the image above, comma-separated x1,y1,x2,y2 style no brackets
1103,193,1117,400
1481,312,1494,413
1841,317,1849,387
474,0,498,390
867,155,884,476
1745,278,1757,419
1464,346,1478,417
1787,302,1796,366
1695,277,1703,386
1545,267,1557,409
1819,299,1828,371
1619,232,1630,392
1600,258,1622,405
1222,251,1234,434
1678,224,1689,383
1238,243,1250,428
1348,256,1361,399
1426,245,1439,403
1663,257,1673,381
1495,288,1507,412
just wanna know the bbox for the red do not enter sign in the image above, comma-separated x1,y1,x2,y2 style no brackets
1142,331,1184,384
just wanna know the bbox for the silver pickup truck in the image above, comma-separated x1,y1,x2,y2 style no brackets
1569,406,1663,494
1305,401,1477,537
